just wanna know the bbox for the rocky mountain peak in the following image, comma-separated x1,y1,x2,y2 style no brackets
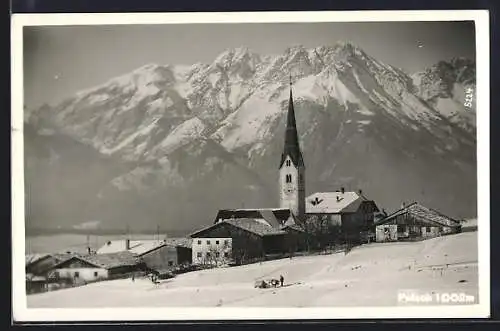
24,43,477,232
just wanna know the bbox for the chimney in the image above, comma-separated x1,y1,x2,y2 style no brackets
401,202,406,209
125,239,130,250
336,196,340,202
358,189,363,195
340,187,345,194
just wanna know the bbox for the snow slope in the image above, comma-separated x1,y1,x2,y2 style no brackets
28,232,478,308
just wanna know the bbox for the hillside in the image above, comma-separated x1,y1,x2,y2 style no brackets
27,232,478,308
24,41,477,232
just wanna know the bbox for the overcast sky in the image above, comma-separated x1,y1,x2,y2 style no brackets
24,21,475,108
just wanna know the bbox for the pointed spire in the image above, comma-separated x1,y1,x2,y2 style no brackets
280,74,304,168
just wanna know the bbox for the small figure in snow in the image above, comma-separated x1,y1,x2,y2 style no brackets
280,275,284,287
131,273,135,282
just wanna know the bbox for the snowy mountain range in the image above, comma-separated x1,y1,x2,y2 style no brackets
24,41,477,233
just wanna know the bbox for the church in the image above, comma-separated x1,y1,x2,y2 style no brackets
189,78,380,266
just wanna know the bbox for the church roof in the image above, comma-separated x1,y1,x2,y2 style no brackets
305,191,369,214
279,84,304,168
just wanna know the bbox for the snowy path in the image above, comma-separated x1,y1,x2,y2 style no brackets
28,232,478,307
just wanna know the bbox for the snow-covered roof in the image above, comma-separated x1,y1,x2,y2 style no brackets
224,218,286,237
52,251,141,270
376,202,461,228
97,238,192,256
97,240,133,254
305,191,366,214
191,218,286,238
25,253,51,267
26,273,47,282
214,208,295,227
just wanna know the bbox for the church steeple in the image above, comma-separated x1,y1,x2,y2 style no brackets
279,74,304,168
278,74,306,220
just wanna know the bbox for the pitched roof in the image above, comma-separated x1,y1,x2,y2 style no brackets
191,218,286,238
128,240,165,256
26,274,47,282
52,251,141,270
97,238,192,256
25,253,51,267
305,191,367,214
214,208,295,228
376,202,461,228
224,218,287,237
279,86,304,168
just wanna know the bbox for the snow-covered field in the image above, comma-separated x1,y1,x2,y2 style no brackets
28,232,478,308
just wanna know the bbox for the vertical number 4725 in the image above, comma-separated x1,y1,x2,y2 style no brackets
464,87,474,109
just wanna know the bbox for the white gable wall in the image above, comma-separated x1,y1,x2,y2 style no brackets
192,237,233,266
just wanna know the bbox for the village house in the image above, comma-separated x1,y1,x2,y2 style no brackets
190,216,308,266
96,238,192,273
45,251,144,287
305,188,380,245
25,252,78,294
374,202,462,242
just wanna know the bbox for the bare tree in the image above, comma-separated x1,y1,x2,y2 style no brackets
202,241,232,267
302,215,342,251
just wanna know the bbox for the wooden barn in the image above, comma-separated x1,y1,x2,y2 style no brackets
136,240,192,273
305,189,380,245
190,216,307,266
96,238,192,273
374,202,462,242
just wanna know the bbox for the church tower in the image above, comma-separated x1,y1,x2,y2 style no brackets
279,75,306,220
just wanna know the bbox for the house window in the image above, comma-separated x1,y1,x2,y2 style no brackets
216,240,220,245
215,252,220,258
94,271,98,277
426,227,431,233
74,272,79,278
286,160,291,167
54,271,59,278
224,252,229,258
197,252,202,258
206,252,211,258
207,240,211,245
168,261,174,266
224,240,229,245
197,240,202,245
286,174,292,183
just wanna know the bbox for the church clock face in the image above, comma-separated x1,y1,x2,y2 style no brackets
283,186,296,195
